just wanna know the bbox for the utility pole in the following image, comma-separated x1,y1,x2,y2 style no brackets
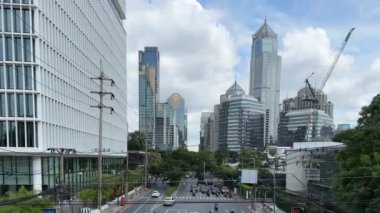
125,150,129,205
273,157,277,213
203,161,206,181
48,148,76,213
144,135,148,189
91,61,114,211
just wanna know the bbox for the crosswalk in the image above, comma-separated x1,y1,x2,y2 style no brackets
142,196,234,200
175,196,233,200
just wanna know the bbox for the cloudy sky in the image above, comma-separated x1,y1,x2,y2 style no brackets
124,0,380,151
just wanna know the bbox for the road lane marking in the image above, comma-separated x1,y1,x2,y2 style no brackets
150,195,164,212
131,196,151,213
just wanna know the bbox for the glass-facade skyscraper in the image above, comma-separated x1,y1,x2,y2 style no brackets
139,47,160,149
155,93,187,150
249,19,281,144
167,93,187,148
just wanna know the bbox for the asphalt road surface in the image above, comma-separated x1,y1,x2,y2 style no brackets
124,177,252,213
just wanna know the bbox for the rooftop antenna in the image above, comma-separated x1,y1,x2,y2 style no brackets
264,8,267,23
234,70,237,84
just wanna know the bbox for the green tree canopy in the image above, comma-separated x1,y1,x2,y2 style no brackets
0,186,53,213
238,148,268,169
334,94,380,212
128,131,145,151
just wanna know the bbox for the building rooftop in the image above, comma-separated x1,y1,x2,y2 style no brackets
226,81,245,96
255,19,277,38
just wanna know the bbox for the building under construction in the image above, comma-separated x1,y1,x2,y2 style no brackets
278,28,355,147
278,87,335,146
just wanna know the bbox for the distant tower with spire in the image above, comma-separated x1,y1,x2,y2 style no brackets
249,19,281,144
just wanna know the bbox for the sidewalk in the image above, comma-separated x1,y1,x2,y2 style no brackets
99,187,152,213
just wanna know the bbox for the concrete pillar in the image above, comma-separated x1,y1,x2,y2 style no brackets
33,156,42,192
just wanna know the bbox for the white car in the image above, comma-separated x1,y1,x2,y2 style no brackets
151,190,160,198
163,197,175,206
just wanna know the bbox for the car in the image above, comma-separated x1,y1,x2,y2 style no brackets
163,197,175,206
151,190,160,198
201,187,208,193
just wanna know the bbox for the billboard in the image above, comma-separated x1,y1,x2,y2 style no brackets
241,169,258,184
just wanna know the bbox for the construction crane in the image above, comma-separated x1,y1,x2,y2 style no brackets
304,72,318,104
303,27,355,141
319,27,355,91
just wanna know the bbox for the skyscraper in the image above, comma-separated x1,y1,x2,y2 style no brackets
0,0,127,194
167,93,187,148
155,93,187,150
139,47,160,149
249,19,281,144
218,82,266,152
199,112,212,150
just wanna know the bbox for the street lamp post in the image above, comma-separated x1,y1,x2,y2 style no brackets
271,156,279,213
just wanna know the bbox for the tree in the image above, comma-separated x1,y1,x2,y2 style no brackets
334,94,380,212
238,148,268,169
148,151,162,176
215,147,229,164
128,131,145,151
78,174,124,207
0,186,53,213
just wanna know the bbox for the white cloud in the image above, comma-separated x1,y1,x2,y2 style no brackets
125,1,379,150
126,0,239,151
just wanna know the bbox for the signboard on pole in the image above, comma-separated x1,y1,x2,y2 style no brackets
241,169,258,184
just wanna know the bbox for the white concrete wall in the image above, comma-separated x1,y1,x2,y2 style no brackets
285,150,308,192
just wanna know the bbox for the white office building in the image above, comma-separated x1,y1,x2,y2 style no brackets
0,0,127,195
219,82,266,152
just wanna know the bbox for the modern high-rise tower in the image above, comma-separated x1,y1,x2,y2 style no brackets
0,0,127,195
249,19,281,144
139,47,160,148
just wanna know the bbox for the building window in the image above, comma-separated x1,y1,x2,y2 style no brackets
0,93,5,117
33,67,36,90
8,93,15,117
6,66,14,89
22,9,31,33
9,121,16,147
26,121,33,147
13,9,21,33
17,94,24,117
25,66,32,90
5,37,13,61
25,94,33,117
23,38,32,62
15,38,22,61
0,38,3,61
17,121,25,147
16,66,23,89
0,121,6,147
0,66,4,89
4,9,12,32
